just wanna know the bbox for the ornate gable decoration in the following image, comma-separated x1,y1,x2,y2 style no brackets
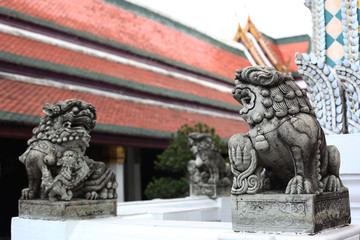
233,16,288,73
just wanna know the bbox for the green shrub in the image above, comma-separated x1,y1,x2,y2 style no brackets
144,122,227,199
144,177,188,199
154,123,227,173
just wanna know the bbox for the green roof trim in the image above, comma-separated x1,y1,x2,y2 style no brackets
262,34,276,44
291,71,301,77
0,110,173,138
0,6,236,83
95,123,173,139
0,110,231,142
0,51,239,112
274,35,311,45
262,34,311,45
97,123,229,142
0,110,40,124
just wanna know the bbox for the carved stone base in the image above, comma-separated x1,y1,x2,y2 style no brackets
190,183,230,198
19,199,117,220
231,190,351,234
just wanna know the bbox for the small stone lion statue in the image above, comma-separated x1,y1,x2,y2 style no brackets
41,150,90,201
229,66,345,195
187,133,231,197
19,99,117,201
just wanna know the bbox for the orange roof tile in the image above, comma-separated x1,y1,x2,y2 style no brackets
0,0,251,79
0,79,248,139
0,32,237,105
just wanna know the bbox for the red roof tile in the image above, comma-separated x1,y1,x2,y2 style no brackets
0,33,237,105
0,0,251,79
0,79,248,138
277,42,310,72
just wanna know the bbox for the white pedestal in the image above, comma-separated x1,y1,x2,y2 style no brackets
11,217,360,240
11,217,232,240
117,196,231,222
218,225,360,240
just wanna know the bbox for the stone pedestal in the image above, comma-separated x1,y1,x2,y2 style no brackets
190,183,230,199
19,199,117,220
231,190,351,234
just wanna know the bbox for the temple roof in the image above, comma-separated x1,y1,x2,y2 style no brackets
233,16,288,72
0,0,310,146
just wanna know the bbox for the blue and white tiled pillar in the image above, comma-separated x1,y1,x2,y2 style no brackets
296,0,360,133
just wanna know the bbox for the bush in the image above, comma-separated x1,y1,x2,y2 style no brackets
144,177,189,199
144,122,227,199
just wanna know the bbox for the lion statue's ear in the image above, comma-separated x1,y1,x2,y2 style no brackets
42,103,60,117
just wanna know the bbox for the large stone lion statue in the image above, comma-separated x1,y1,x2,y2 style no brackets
229,66,345,195
19,99,117,201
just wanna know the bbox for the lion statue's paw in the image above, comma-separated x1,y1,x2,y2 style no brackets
207,177,215,184
85,191,99,200
21,188,35,200
322,175,344,193
220,177,231,185
285,175,315,194
61,190,73,201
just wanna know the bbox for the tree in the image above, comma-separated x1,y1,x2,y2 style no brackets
144,122,227,199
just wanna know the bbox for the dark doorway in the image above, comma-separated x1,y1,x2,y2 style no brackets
0,138,28,239
140,148,164,200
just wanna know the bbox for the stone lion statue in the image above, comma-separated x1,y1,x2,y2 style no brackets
229,66,345,195
187,133,231,186
19,99,117,201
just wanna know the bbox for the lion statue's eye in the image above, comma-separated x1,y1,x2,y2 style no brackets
241,97,251,105
72,106,79,114
63,122,71,128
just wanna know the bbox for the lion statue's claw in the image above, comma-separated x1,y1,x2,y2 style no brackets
21,188,35,200
322,175,344,192
61,190,73,201
85,191,99,200
207,177,215,184
220,177,231,185
285,175,314,194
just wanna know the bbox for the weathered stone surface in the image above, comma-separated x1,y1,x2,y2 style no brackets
190,183,230,199
228,66,351,234
229,66,346,195
19,99,117,202
19,199,117,220
187,133,231,198
231,190,351,233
